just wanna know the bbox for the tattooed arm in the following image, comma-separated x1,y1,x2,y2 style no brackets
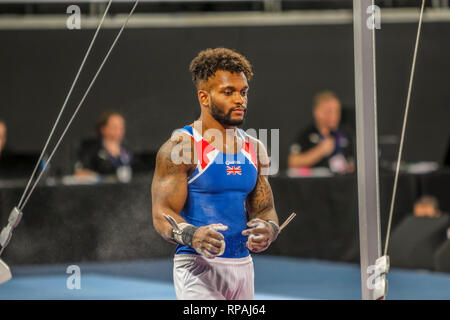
246,138,278,223
246,175,278,222
242,138,279,253
151,136,192,242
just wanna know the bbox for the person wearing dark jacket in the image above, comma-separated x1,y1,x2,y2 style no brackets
389,195,449,270
75,111,133,181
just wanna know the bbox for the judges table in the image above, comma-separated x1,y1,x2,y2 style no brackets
0,171,449,267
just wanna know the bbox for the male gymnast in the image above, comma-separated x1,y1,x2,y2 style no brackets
151,47,279,300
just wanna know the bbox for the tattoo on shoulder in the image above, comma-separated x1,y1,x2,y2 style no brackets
156,141,181,174
156,136,195,174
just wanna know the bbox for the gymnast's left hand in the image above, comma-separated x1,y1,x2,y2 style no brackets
241,218,277,253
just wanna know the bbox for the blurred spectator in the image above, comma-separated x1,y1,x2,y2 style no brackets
74,111,134,182
0,120,42,179
389,195,449,270
413,195,441,218
0,120,6,157
288,91,355,174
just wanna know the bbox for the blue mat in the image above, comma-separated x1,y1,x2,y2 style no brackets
0,256,449,300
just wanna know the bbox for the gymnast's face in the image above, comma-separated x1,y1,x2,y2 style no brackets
199,70,249,127
314,98,341,132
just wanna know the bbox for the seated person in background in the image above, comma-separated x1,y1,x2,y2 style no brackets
413,195,442,218
389,195,449,270
288,91,355,174
74,110,133,181
0,120,42,179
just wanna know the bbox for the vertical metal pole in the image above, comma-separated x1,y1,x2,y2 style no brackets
353,0,382,300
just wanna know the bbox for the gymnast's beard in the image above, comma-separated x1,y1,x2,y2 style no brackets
210,100,246,127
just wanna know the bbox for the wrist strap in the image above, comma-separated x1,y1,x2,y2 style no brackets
163,214,198,248
265,220,279,241
171,223,198,247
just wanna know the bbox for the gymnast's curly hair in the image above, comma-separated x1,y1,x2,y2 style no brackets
189,47,254,87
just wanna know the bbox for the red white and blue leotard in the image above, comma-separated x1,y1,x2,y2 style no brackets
174,125,259,258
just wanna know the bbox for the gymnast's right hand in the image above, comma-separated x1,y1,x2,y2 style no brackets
192,224,228,259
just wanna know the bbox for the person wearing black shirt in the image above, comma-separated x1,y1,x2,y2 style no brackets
288,91,355,174
389,195,449,270
74,111,133,181
0,120,43,179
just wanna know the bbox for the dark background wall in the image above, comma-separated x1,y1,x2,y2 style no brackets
0,21,449,174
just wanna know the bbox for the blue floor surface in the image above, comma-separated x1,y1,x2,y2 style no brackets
0,256,449,300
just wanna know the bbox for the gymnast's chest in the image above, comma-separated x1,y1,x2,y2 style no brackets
188,159,258,195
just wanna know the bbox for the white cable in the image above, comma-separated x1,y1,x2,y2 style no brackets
17,0,114,209
384,0,426,256
19,0,140,211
